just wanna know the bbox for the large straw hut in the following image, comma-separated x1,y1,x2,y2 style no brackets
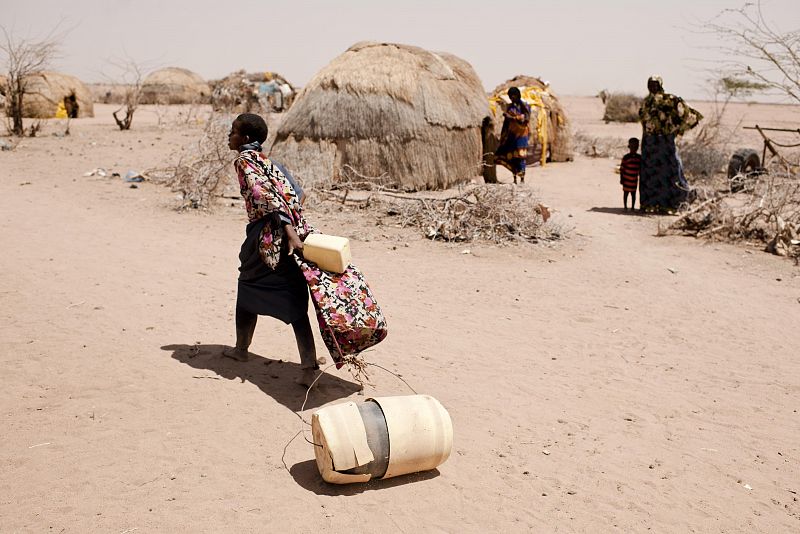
20,71,94,118
140,67,211,104
269,41,489,190
486,75,572,169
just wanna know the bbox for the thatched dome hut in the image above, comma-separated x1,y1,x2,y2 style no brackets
140,67,211,104
20,71,94,118
269,41,490,190
488,76,572,165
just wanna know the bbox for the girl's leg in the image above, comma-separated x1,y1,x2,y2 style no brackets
223,307,257,361
292,314,320,387
623,191,629,210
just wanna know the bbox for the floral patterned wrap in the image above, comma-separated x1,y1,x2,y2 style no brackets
639,91,703,137
234,150,312,269
295,258,388,369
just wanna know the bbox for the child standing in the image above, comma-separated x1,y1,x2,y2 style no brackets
620,137,642,211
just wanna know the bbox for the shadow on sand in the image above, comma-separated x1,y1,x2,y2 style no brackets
588,206,648,216
289,459,440,496
162,343,363,411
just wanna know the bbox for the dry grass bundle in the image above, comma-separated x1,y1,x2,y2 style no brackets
270,41,489,191
140,67,211,105
148,114,235,210
665,164,800,259
21,71,94,118
601,92,642,123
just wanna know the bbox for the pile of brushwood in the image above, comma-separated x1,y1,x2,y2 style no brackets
665,163,800,259
312,172,562,244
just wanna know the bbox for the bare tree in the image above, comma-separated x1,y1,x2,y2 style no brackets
106,57,145,130
0,26,61,136
706,1,800,105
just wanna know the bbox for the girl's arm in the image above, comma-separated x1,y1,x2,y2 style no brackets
283,224,304,255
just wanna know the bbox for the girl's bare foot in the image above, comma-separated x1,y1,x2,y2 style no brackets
222,347,249,362
296,368,321,388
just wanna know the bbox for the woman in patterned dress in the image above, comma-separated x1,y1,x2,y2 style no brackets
223,113,320,387
495,86,532,184
638,76,703,212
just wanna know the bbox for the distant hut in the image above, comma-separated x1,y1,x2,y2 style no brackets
140,67,211,104
269,41,489,191
211,70,296,113
0,74,7,109
486,76,572,175
20,71,94,118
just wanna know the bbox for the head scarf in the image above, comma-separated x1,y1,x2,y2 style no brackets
647,76,664,92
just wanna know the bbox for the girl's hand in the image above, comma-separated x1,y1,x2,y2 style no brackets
284,224,304,255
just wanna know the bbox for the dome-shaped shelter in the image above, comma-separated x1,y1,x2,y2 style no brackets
140,67,211,104
269,42,489,190
487,76,572,167
20,71,94,118
211,70,296,113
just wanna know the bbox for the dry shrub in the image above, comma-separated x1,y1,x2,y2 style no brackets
602,92,642,123
678,138,729,180
666,164,800,259
148,114,235,210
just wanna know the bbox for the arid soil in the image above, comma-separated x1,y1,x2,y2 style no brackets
1,99,799,533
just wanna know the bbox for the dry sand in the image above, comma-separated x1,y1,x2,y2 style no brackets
1,99,799,533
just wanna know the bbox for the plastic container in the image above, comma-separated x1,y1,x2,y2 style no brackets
311,394,453,484
302,234,352,273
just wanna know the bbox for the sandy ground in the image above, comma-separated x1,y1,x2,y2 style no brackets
1,99,799,533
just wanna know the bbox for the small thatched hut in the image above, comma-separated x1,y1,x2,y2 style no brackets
140,67,211,104
20,71,94,118
269,41,489,190
487,76,572,167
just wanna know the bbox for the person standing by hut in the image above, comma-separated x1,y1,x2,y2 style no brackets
638,76,702,212
495,87,532,184
224,113,320,387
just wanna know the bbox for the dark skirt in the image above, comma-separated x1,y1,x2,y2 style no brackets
236,217,309,324
640,134,688,210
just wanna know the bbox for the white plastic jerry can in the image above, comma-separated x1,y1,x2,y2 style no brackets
302,234,352,273
311,394,453,484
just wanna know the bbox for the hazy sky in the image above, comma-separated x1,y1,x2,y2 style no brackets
4,0,799,100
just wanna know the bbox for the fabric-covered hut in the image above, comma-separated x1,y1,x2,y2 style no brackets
487,76,572,168
210,70,296,113
20,71,94,118
140,67,211,104
269,41,489,191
